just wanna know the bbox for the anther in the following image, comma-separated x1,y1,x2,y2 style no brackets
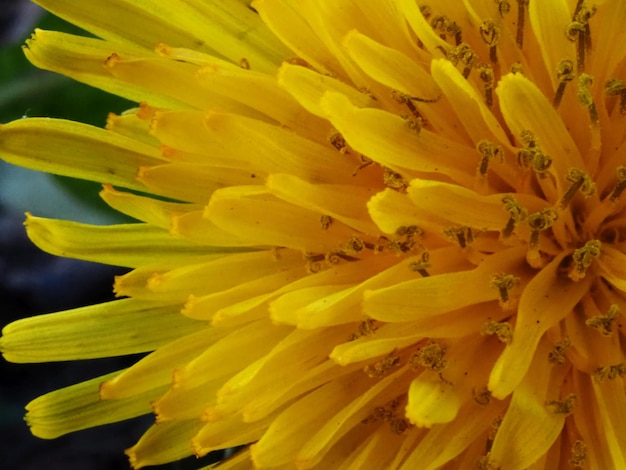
558,168,596,209
477,139,504,176
569,440,587,469
610,167,626,201
479,20,500,63
473,386,492,405
548,338,571,365
577,73,599,125
567,3,596,72
501,195,528,238
383,168,408,191
545,393,576,415
593,363,626,383
329,131,347,153
604,78,626,115
444,226,476,248
447,43,477,78
409,342,447,372
527,208,558,248
364,352,400,378
569,239,601,281
515,0,529,48
478,64,495,107
408,251,431,277
489,273,520,310
320,215,333,230
496,0,511,17
553,59,575,108
349,319,378,340
481,319,514,342
585,304,620,336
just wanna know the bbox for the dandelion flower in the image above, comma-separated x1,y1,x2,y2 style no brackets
2,0,626,468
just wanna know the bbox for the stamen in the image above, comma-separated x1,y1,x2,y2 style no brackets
548,338,571,365
569,440,587,469
447,43,478,78
567,3,596,72
489,273,520,310
558,168,596,209
545,393,576,415
585,304,620,336
430,15,461,45
553,59,575,108
329,131,347,152
501,195,528,238
383,167,408,191
496,0,511,17
476,140,504,176
409,342,447,372
481,319,514,343
593,363,626,383
604,78,626,115
517,130,552,178
478,64,495,107
526,209,558,268
569,239,601,281
444,226,476,248
408,251,431,277
349,319,378,340
515,0,529,48
473,386,492,405
609,166,626,201
364,352,400,378
320,215,333,230
479,20,501,63
577,73,599,125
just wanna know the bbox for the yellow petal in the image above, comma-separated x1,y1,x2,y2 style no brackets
34,0,288,73
489,252,592,399
24,215,214,267
0,117,164,191
25,371,164,439
0,299,199,362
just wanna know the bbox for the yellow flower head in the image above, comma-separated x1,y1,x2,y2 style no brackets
2,0,626,468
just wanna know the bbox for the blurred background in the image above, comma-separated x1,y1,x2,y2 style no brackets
0,1,225,468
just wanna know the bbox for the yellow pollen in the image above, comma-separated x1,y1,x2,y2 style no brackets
593,363,626,383
489,273,520,309
548,338,572,365
553,59,576,108
569,239,601,281
585,304,620,336
604,78,626,115
481,319,514,343
559,168,596,209
569,440,588,468
409,342,447,372
545,393,577,415
577,73,599,125
479,20,501,63
364,352,400,378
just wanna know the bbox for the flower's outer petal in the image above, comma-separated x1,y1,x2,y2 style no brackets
489,253,592,399
126,419,204,470
589,0,626,81
206,186,357,252
137,163,261,204
489,337,567,469
149,110,358,186
24,215,238,267
193,414,273,458
266,173,379,234
406,180,509,230
33,0,288,73
24,371,164,439
100,326,230,400
24,30,187,110
100,185,203,229
396,0,448,57
400,399,507,470
343,30,438,100
497,73,583,176
171,211,263,247
253,0,341,75
296,368,414,468
364,247,525,322
277,62,375,119
106,109,158,146
528,0,575,90
0,118,164,191
320,92,475,186
0,299,199,362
